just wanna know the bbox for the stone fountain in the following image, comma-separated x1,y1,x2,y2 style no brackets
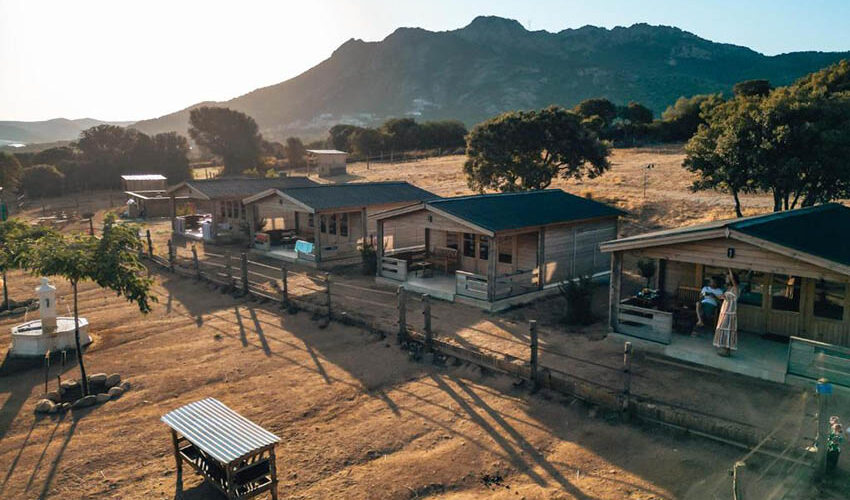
9,278,90,357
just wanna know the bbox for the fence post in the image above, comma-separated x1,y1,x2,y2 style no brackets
816,378,833,476
325,273,332,320
167,239,175,272
240,252,249,295
280,264,289,307
191,245,200,280
225,252,233,288
423,294,432,353
146,229,153,257
622,342,633,414
529,320,539,388
397,286,407,344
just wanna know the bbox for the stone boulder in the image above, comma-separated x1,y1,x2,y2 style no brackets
88,373,108,385
105,373,121,389
60,379,79,392
95,393,111,404
72,395,98,409
107,387,124,399
119,381,131,392
35,399,56,414
45,391,62,403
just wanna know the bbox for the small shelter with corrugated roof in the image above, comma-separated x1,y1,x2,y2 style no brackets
600,203,850,384
166,177,317,243
242,181,438,268
161,397,280,499
372,189,623,311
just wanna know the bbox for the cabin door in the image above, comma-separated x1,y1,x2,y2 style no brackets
766,274,802,337
460,233,489,275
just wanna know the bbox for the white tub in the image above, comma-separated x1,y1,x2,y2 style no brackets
10,317,91,357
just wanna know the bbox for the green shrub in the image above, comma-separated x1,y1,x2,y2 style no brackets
360,243,377,276
558,276,595,325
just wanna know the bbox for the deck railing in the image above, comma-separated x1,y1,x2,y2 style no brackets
615,299,673,344
494,270,538,300
379,256,408,281
455,271,488,300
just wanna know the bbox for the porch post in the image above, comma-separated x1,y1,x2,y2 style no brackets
609,251,623,332
247,203,256,245
169,195,177,231
424,228,431,258
210,200,219,243
376,218,384,276
537,227,546,290
487,235,498,302
360,207,368,247
314,212,322,263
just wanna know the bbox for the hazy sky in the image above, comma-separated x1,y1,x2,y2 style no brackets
2,0,849,122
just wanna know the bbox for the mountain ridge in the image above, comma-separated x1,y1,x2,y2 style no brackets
14,16,850,144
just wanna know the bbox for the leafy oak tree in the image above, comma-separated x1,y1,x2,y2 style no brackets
0,219,55,310
464,106,611,192
189,107,263,175
285,137,307,168
0,152,22,191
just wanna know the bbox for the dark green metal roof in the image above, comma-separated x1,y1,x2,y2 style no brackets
282,182,439,211
729,203,850,267
179,176,318,199
427,190,623,232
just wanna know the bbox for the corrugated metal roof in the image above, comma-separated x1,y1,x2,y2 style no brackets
161,398,280,464
427,190,623,232
122,174,167,180
306,149,347,155
602,203,850,268
175,177,318,199
281,182,438,211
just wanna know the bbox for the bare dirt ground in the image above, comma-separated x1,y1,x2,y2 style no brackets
2,271,748,500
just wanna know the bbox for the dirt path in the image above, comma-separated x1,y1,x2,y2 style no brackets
0,271,753,499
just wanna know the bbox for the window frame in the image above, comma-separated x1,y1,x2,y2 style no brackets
770,274,802,313
813,279,846,321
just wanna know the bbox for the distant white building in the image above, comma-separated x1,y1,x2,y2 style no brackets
306,150,348,177
121,174,167,192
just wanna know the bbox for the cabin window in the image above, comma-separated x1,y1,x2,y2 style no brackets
320,215,327,233
498,236,513,264
478,236,489,261
770,274,801,312
340,214,349,237
329,214,337,235
308,213,314,228
446,233,458,250
463,233,475,257
738,271,766,307
814,280,845,320
220,201,226,219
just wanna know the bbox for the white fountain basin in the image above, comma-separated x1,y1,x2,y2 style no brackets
10,317,91,357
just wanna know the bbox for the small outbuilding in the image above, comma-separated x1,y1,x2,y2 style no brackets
600,203,850,384
373,189,623,311
121,174,167,192
166,177,317,243
306,149,348,177
242,181,438,268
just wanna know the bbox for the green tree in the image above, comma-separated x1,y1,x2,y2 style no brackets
380,118,421,151
23,214,155,396
285,137,307,169
662,94,724,141
20,164,65,198
0,219,55,309
464,106,611,192
349,128,385,157
189,107,263,175
733,79,772,98
152,132,191,182
0,152,22,191
328,124,362,151
619,102,654,124
574,98,618,127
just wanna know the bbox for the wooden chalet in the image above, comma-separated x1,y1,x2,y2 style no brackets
241,181,438,268
600,204,850,385
373,189,622,311
162,398,280,499
166,177,317,243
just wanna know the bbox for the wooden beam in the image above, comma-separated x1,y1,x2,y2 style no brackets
360,207,368,246
315,216,323,263
487,236,498,301
537,227,546,290
609,252,623,332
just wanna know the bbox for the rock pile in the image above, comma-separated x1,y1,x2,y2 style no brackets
34,372,130,414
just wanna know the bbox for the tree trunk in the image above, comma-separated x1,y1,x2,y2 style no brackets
732,189,743,218
73,280,90,396
2,268,8,310
772,190,782,212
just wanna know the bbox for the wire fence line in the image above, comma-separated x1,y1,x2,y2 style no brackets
142,241,816,467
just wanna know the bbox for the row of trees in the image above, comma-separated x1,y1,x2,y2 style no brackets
2,127,191,197
326,118,468,157
0,214,154,396
684,61,850,215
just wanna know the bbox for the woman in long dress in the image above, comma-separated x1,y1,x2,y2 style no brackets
713,269,739,357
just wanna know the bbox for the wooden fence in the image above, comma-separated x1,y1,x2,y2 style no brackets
141,239,809,454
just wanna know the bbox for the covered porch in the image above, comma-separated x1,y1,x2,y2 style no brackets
375,206,542,308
